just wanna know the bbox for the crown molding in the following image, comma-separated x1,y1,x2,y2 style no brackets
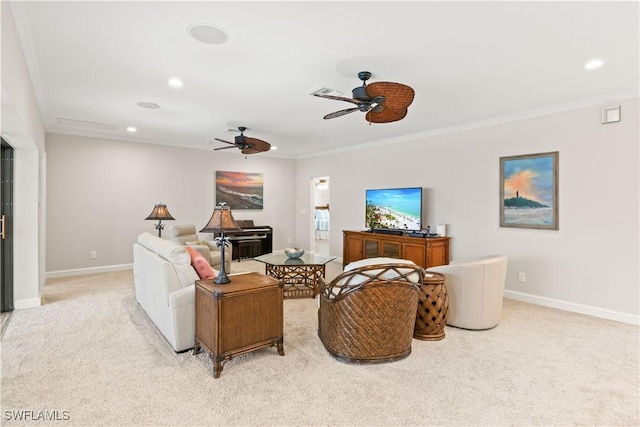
298,91,640,160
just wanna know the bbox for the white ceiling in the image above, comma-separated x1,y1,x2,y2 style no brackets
9,1,639,159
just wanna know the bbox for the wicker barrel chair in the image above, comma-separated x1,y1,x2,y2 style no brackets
318,260,424,363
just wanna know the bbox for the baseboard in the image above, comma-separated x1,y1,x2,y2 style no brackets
504,289,639,326
14,297,42,309
46,263,133,279
41,264,638,325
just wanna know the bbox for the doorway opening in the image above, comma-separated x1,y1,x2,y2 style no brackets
311,176,330,256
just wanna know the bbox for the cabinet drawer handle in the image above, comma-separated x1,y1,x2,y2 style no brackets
1,214,5,240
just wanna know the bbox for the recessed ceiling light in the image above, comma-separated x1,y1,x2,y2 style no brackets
271,147,278,150
584,59,604,70
168,77,183,88
188,23,228,45
137,102,161,109
126,126,137,133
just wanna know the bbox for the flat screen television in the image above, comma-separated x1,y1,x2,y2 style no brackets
365,187,423,231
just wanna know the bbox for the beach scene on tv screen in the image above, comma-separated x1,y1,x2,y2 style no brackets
366,188,422,230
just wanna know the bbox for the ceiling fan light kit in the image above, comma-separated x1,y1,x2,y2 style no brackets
314,71,415,124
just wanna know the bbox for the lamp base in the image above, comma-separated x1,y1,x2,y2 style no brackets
214,239,231,284
156,221,165,238
214,271,231,284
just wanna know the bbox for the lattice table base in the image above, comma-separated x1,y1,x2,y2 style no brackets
414,272,449,341
264,264,326,299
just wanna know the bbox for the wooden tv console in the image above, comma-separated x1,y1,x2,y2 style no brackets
343,230,450,268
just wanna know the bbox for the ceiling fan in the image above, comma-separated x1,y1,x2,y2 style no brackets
313,71,415,124
212,126,271,154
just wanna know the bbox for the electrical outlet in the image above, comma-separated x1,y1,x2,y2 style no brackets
91,251,97,259
287,238,292,244
518,272,526,283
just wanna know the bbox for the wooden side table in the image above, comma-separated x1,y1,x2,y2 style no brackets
194,272,284,378
414,271,449,341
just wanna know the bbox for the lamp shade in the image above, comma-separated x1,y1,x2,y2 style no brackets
145,203,175,221
200,204,241,233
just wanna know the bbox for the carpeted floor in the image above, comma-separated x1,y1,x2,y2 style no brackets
1,260,638,426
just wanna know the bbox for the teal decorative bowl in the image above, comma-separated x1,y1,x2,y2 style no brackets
284,248,305,259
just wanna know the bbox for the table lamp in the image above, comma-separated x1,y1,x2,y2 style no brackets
145,203,175,237
200,203,240,284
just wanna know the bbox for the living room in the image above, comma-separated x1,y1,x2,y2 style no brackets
2,1,639,425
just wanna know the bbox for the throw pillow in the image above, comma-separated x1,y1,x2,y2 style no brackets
185,245,218,280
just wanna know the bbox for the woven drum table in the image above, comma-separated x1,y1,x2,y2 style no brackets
414,271,449,341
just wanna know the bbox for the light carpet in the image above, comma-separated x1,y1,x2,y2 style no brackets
1,260,638,426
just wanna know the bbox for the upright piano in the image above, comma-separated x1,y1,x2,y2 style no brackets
216,220,273,260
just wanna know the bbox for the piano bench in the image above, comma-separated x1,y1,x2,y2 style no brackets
237,239,262,261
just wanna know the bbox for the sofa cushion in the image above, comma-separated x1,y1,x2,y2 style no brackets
166,224,199,245
137,232,191,265
186,240,210,247
186,246,217,280
209,251,223,265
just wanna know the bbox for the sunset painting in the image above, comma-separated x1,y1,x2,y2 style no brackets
500,152,558,229
215,171,264,210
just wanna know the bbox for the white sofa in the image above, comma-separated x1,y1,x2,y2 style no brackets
133,232,199,352
427,255,508,330
165,224,232,272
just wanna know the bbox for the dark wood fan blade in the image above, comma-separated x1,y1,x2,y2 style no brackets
366,107,408,123
244,137,271,153
215,131,270,155
366,82,415,110
323,107,359,120
214,138,237,146
241,147,261,154
313,93,360,105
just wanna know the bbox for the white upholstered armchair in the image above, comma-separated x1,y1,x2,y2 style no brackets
165,224,232,273
427,255,508,330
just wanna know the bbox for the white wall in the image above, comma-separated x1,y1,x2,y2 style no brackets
1,2,46,308
296,99,639,322
45,133,296,273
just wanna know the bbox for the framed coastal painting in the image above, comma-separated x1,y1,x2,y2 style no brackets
215,171,264,210
500,152,558,230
